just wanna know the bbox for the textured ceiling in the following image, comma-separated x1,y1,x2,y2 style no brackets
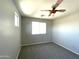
15,0,79,19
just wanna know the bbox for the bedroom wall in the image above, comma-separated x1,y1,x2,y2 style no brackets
0,0,21,59
21,17,52,45
52,11,79,55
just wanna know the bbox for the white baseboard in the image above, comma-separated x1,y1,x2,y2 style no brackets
16,47,21,59
53,42,79,55
21,41,52,46
22,41,79,55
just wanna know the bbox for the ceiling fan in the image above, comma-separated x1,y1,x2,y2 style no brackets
41,0,66,17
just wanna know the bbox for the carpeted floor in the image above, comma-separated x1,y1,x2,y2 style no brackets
18,43,79,59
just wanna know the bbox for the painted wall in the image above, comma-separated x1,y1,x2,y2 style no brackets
0,0,21,59
52,11,79,55
21,17,52,45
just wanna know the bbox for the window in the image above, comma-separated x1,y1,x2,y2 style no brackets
14,12,19,27
32,22,46,34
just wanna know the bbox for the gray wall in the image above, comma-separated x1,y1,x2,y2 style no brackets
21,17,52,45
52,11,79,55
0,0,21,59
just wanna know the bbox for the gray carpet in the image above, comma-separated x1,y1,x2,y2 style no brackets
18,43,79,59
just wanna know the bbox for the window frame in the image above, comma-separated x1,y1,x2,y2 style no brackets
32,21,46,35
14,12,19,27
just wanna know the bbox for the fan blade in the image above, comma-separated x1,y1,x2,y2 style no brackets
52,0,63,9
56,0,63,4
40,10,51,11
48,12,52,16
56,9,66,12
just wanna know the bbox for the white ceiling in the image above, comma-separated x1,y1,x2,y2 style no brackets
15,0,79,19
